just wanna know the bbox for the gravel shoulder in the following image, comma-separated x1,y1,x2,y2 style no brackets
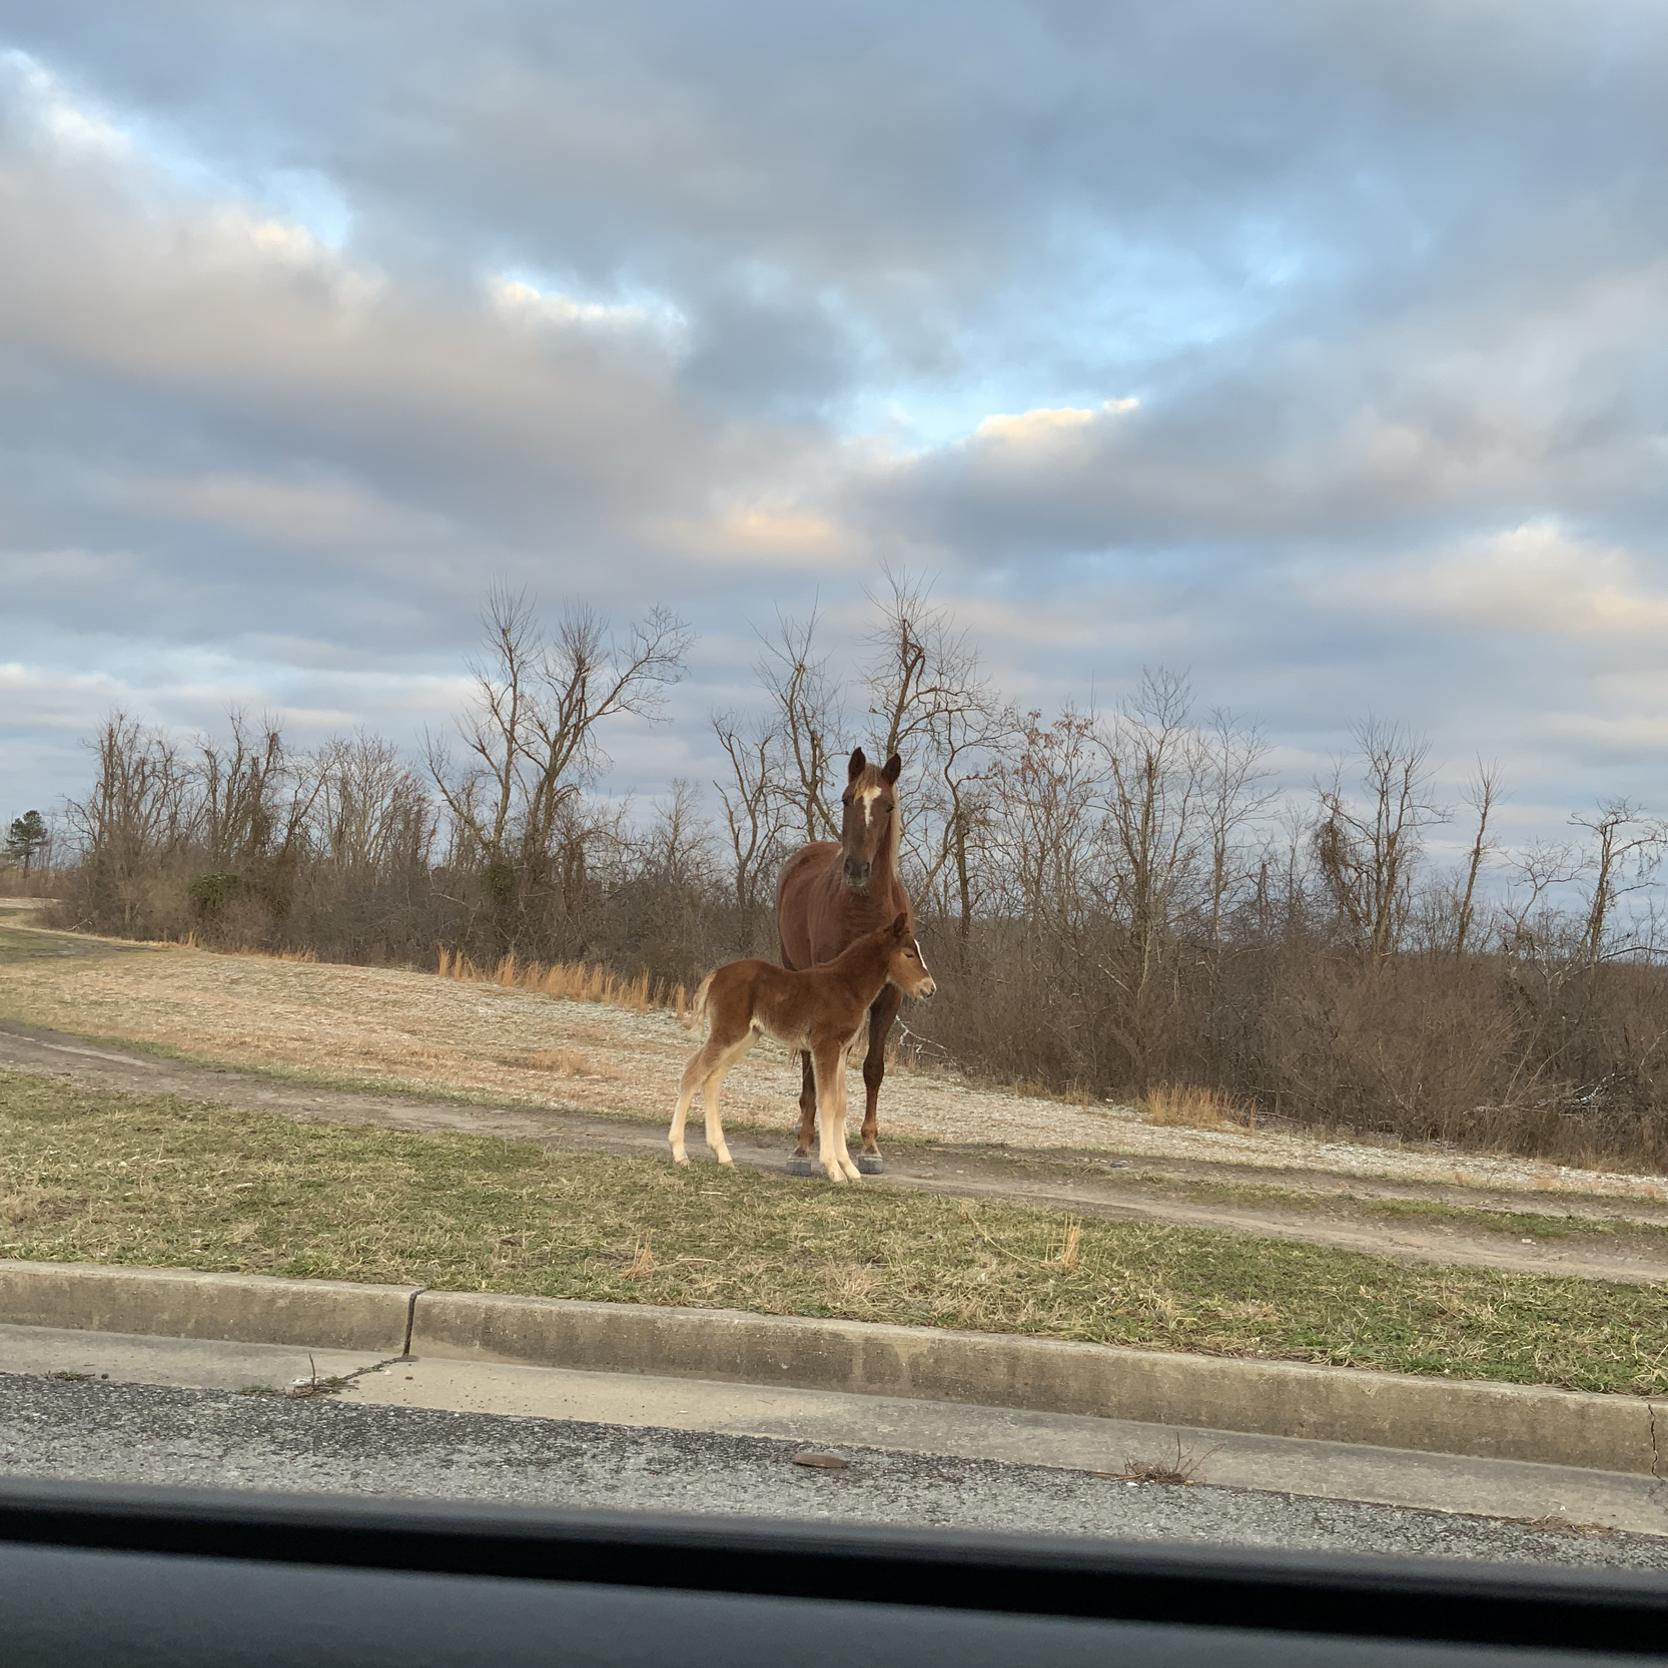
2,1372,1664,1570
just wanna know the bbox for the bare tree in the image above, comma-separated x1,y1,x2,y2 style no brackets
711,710,789,910
1313,720,1448,962
639,779,714,889
428,586,689,947
1201,708,1275,949
752,604,844,844
1453,760,1502,957
927,689,1017,943
315,732,434,877
1499,839,1582,960
426,586,539,872
1570,800,1665,967
988,706,1103,937
1098,670,1209,975
193,713,326,909
861,568,1014,928
64,714,196,933
1086,670,1219,1087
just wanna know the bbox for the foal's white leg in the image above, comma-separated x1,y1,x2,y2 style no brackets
703,1037,751,1166
669,1050,709,1165
669,1092,694,1166
835,1066,862,1183
812,1050,847,1184
702,1075,732,1165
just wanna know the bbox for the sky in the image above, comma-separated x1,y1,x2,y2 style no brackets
4,1,1668,862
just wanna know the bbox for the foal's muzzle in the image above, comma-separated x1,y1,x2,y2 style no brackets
843,858,871,887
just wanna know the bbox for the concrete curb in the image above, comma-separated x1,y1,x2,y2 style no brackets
411,1292,1666,1477
0,1260,418,1355
2,1260,1661,1477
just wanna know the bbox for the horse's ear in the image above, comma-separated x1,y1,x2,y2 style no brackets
882,753,902,784
848,747,867,782
890,912,908,938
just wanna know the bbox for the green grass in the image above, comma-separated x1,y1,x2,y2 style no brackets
987,1147,1668,1241
0,927,104,963
3,1067,1665,1396
1115,1169,1668,1244
1364,1193,1668,1241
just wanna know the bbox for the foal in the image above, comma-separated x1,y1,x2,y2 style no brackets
669,914,935,1183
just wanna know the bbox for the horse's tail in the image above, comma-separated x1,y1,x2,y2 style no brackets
681,971,715,1032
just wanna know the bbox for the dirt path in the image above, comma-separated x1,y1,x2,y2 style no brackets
6,1017,1665,1288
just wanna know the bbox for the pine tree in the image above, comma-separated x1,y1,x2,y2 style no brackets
4,811,48,876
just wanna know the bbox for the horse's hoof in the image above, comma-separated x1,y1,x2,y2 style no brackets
786,1155,820,1177
856,1153,886,1176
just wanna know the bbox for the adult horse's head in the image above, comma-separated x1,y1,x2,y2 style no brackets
839,747,902,890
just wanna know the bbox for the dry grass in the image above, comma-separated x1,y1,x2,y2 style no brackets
6,1065,1666,1395
624,1234,657,1281
1003,1076,1094,1106
437,946,685,1014
1143,1084,1256,1132
172,931,317,962
507,1047,624,1081
1051,1215,1084,1271
2,928,1667,1206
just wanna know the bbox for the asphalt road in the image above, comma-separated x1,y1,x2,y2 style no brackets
2,1372,1665,1571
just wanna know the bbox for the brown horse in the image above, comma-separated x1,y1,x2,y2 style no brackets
669,913,935,1182
775,746,915,1174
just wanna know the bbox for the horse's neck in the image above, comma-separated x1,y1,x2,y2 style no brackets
880,803,902,881
830,940,891,1001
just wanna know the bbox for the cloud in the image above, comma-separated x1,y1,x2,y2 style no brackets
486,274,688,343
6,5,1668,844
971,398,1140,447
1314,523,1668,640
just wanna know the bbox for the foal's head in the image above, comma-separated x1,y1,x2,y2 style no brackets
875,911,936,1001
839,747,902,890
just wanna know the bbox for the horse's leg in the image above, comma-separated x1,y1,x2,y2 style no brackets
669,1046,715,1165
856,983,903,1175
786,1049,820,1176
703,1035,753,1166
811,1044,848,1184
835,1040,862,1183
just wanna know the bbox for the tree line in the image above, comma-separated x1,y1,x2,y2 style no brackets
39,574,1668,1170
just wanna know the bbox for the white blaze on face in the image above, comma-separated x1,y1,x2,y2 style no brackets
913,939,930,976
857,784,882,829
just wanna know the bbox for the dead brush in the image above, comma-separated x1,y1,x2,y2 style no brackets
1522,1513,1612,1539
1142,1083,1257,1132
437,946,685,1014
1098,1433,1221,1486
